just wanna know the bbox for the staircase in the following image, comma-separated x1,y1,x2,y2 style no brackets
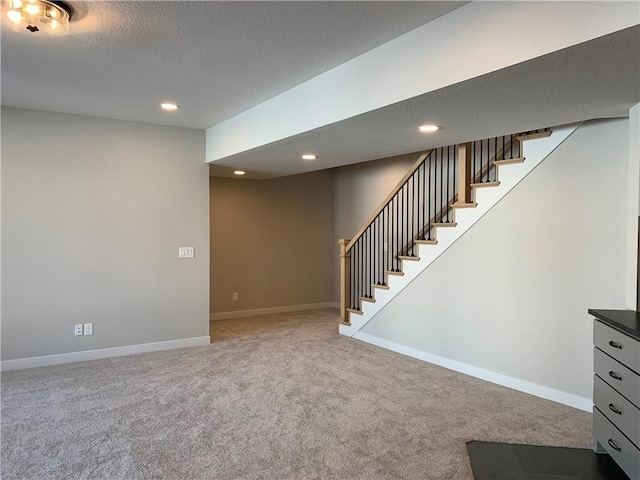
338,124,579,337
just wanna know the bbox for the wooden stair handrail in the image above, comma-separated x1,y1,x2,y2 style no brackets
345,150,433,252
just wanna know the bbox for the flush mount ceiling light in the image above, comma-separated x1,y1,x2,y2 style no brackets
418,124,440,133
3,0,73,36
233,170,246,176
160,103,180,111
301,154,317,160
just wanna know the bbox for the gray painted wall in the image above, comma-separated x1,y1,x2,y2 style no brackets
360,119,629,401
1,107,210,360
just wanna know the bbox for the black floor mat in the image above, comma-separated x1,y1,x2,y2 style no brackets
466,441,629,480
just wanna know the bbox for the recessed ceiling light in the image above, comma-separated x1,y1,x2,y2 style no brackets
160,103,180,111
418,124,440,133
301,154,317,160
233,170,246,176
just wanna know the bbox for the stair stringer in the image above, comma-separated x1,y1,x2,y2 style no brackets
339,123,580,337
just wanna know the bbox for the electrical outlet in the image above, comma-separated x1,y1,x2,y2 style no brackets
232,292,238,301
74,324,83,336
83,323,93,335
178,247,195,258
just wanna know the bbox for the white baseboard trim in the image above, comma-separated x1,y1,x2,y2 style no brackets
210,302,340,321
1,336,211,372
354,331,592,413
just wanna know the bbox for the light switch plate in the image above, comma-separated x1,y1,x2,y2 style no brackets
178,247,195,258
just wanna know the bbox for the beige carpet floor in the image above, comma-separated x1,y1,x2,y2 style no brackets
1,309,592,479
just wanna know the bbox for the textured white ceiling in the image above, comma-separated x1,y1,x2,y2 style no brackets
3,1,637,180
1,1,468,129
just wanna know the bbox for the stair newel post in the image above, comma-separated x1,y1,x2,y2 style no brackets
339,239,352,323
456,142,473,205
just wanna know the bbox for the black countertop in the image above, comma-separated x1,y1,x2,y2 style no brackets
589,309,640,341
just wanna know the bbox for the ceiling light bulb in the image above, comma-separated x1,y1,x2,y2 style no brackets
11,0,23,8
160,103,179,111
7,10,22,24
25,3,39,14
233,170,246,176
301,154,316,160
50,19,58,28
418,124,440,133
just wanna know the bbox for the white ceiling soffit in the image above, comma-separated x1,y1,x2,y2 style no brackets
1,1,468,129
206,1,639,166
212,25,640,178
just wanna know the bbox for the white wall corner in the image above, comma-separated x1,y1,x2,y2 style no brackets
627,103,640,310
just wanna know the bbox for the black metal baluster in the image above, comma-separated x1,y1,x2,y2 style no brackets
490,137,494,182
353,242,357,309
391,192,402,272
438,147,442,223
382,205,386,283
403,183,407,258
353,248,357,309
357,237,364,310
356,242,360,308
422,160,427,239
379,215,382,285
365,228,369,299
349,250,354,308
369,225,373,296
435,148,439,224
399,188,403,264
373,218,377,288
410,174,414,255
427,155,432,240
447,146,451,222
368,227,372,298
485,139,488,182
405,181,409,257
385,205,388,281
453,144,457,204
394,196,398,271
417,163,421,245
369,227,372,297
388,202,391,276
353,240,357,309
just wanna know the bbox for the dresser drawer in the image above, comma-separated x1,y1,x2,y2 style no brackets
594,320,640,374
594,347,640,408
594,374,640,448
594,408,640,480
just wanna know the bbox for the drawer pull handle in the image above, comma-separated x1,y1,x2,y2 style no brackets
608,439,622,452
608,341,623,350
608,371,623,381
608,403,622,415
